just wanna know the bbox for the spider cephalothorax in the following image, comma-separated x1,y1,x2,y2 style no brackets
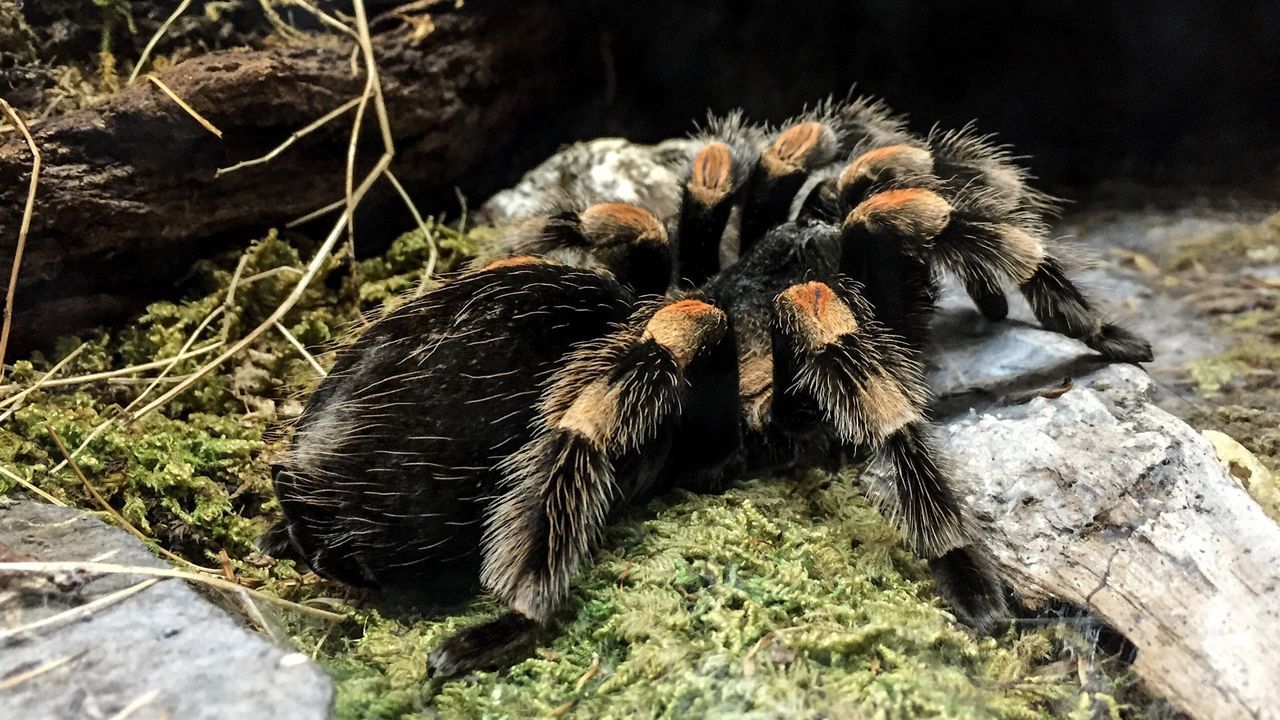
266,95,1152,676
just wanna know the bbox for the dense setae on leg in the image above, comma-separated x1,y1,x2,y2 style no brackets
770,279,1007,632
431,298,731,676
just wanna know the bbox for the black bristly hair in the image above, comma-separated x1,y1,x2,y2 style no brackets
267,92,1151,677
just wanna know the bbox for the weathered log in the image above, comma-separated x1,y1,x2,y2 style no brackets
925,315,1280,720
0,1,586,352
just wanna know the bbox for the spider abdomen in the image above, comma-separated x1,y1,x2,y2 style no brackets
273,263,634,599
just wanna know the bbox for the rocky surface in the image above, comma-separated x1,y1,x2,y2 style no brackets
923,316,1280,720
0,501,333,720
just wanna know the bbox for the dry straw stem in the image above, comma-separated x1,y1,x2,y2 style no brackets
0,650,88,690
145,75,224,138
130,0,397,421
128,0,195,84
217,96,363,176
0,99,40,385
0,464,67,507
0,561,348,622
0,343,220,410
107,689,161,720
0,580,160,641
0,342,86,424
45,426,218,574
275,321,327,376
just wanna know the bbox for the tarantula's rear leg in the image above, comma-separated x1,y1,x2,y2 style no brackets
429,298,730,676
501,202,673,296
771,280,1007,632
676,141,750,286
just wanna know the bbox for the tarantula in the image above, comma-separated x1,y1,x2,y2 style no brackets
265,96,1152,677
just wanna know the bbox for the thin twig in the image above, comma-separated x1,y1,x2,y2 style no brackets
128,0,194,84
49,307,226,475
383,169,440,282
46,427,214,572
286,198,346,228
145,75,223,138
0,342,87,424
216,96,362,176
282,0,360,38
107,689,161,720
0,650,88,690
275,322,327,376
0,562,349,622
128,155,392,421
0,580,160,641
0,464,67,507
0,343,220,406
0,99,40,384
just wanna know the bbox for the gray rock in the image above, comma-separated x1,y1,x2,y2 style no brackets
0,502,333,720
476,137,700,226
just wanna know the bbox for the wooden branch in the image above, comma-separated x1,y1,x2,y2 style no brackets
0,1,586,352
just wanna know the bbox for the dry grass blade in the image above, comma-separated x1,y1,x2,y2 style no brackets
128,153,391,422
286,198,346,228
128,0,194,84
107,689,161,720
46,426,216,573
0,561,349,622
0,342,86,423
0,580,160,641
217,96,363,176
0,464,67,507
0,650,87,690
0,99,40,385
145,75,223,138
383,168,440,281
275,322,327,376
0,342,219,404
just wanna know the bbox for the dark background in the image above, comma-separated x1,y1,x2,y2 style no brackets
562,1,1280,196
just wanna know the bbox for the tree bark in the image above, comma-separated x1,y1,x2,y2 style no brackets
0,1,586,352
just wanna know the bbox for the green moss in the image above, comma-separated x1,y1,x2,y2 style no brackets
307,475,1078,719
3,224,1091,717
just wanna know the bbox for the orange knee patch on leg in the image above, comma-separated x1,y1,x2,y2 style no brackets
839,145,934,190
762,121,836,176
483,255,550,271
688,142,733,207
777,281,859,347
644,300,727,367
845,188,952,242
580,203,667,247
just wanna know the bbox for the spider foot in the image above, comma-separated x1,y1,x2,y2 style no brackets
428,612,539,678
928,545,1009,635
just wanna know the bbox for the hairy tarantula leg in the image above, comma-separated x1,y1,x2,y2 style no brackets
836,191,941,351
429,299,729,676
1021,256,1153,362
739,121,841,253
836,145,1013,323
841,187,1152,362
505,202,673,296
961,269,1011,321
677,142,742,286
771,280,1007,632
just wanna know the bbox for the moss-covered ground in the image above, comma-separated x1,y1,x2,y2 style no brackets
0,223,1135,718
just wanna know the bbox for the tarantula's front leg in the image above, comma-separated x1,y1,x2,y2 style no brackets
429,298,729,676
771,280,1007,632
739,121,841,252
